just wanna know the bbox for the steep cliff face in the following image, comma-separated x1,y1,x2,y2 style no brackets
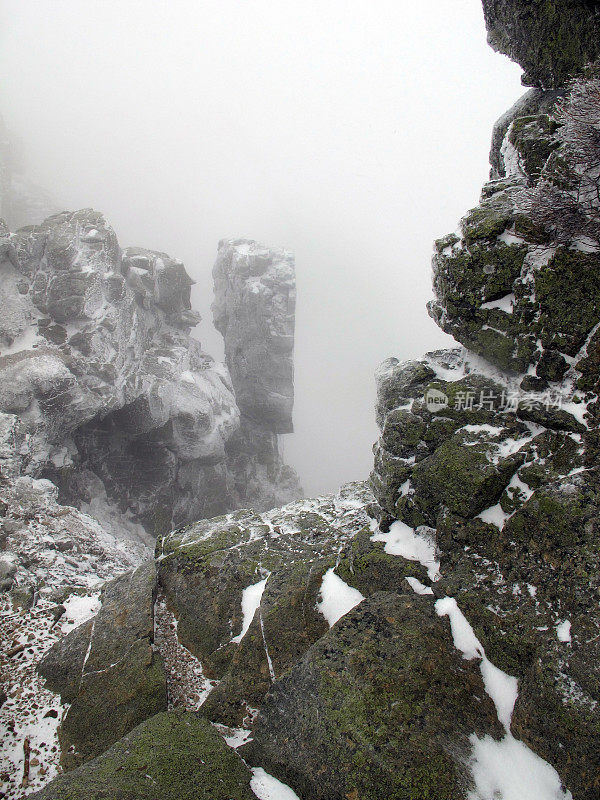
213,239,302,512
482,0,600,87
370,28,600,800
213,239,295,435
0,211,299,544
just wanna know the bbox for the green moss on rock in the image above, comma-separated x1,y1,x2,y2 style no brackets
247,593,502,800
335,530,430,595
482,0,600,88
433,242,526,309
29,711,255,800
411,433,526,522
535,248,600,356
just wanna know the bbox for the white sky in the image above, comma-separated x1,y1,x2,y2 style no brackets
0,0,523,495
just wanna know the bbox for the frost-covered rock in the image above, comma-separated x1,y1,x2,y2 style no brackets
0,212,299,540
0,427,146,602
0,452,147,799
428,80,600,423
212,238,302,512
10,3,600,798
213,238,295,434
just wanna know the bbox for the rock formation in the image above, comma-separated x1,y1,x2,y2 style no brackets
482,0,600,88
370,12,600,798
213,239,301,512
3,2,600,799
213,239,295,435
0,211,300,550
29,710,257,800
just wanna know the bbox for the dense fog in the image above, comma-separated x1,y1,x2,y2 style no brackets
0,0,523,495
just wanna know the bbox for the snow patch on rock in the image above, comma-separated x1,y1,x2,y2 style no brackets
372,520,440,581
317,568,365,627
435,597,572,800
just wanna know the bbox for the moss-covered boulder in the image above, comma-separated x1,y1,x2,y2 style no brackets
512,649,600,800
410,426,528,522
504,470,600,610
199,557,329,725
246,592,502,800
28,710,256,800
39,562,167,768
534,248,600,356
335,529,431,595
158,483,374,726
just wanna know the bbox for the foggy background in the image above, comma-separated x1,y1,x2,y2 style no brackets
0,0,523,496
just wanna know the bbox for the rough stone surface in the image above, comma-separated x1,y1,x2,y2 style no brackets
370,348,600,798
5,6,600,800
0,418,146,601
213,238,295,433
213,238,302,510
489,88,565,179
428,77,600,394
482,0,600,88
247,592,502,800
39,562,167,768
157,482,372,727
0,212,300,542
28,710,256,800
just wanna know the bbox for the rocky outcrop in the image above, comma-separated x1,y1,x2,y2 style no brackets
370,349,599,797
213,238,295,434
8,3,600,799
0,211,300,797
246,593,502,800
33,483,371,780
370,37,600,799
28,710,257,800
482,0,600,88
213,239,302,512
157,482,371,727
0,211,299,545
0,412,145,602
427,76,600,412
39,562,166,768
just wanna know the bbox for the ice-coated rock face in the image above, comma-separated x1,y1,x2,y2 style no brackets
482,0,600,88
213,238,295,434
0,210,299,539
212,238,302,513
